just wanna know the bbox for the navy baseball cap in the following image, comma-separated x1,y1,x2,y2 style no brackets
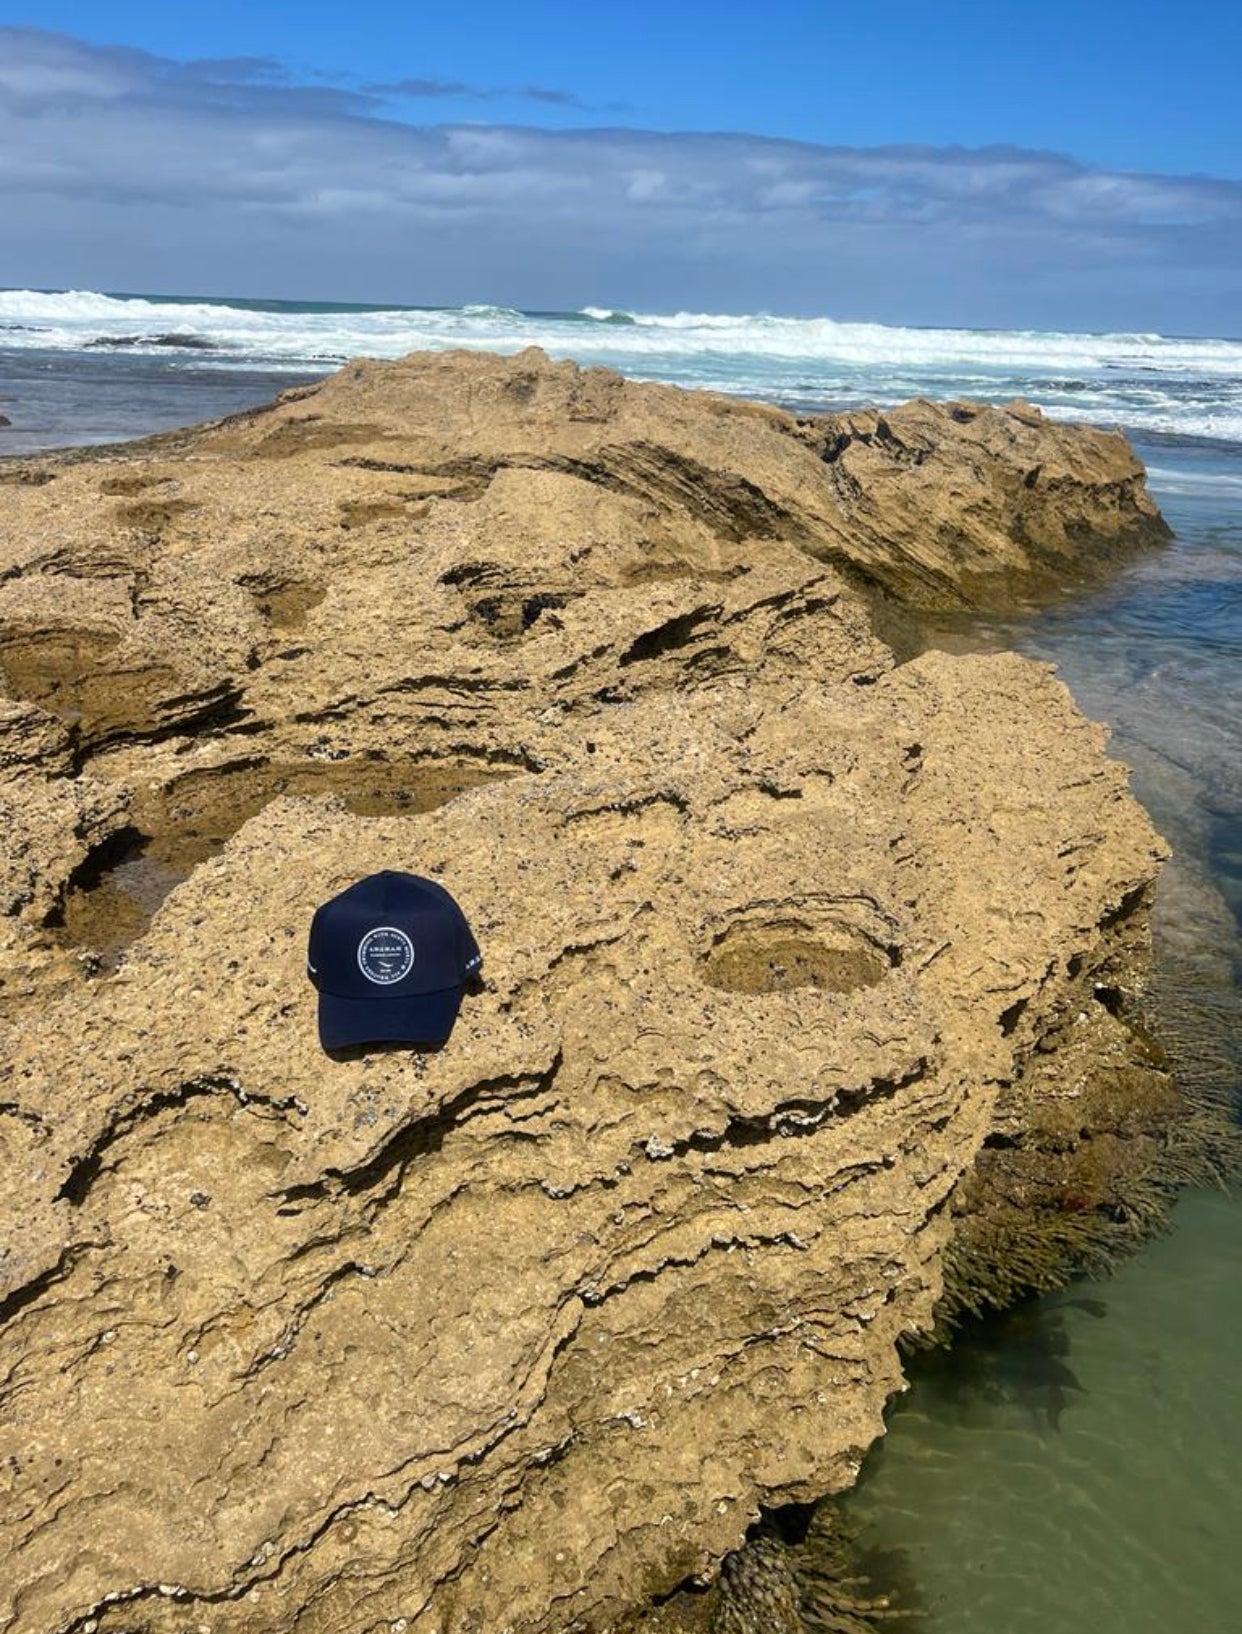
307,871,482,1052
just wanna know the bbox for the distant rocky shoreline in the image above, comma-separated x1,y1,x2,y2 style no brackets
0,349,1224,1634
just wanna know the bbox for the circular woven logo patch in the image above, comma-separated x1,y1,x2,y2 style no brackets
357,926,415,985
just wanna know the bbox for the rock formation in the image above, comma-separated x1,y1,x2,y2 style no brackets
0,350,1184,1633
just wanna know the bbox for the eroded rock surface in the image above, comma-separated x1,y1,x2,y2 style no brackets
0,351,1175,1632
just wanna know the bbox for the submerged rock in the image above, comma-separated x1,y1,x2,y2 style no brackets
84,332,218,350
0,350,1186,1632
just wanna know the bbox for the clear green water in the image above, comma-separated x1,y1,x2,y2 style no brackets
847,433,1242,1633
851,1191,1242,1632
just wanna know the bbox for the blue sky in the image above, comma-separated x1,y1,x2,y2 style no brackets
1,4,1240,332
9,0,1241,176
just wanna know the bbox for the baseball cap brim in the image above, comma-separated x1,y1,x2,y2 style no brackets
317,984,464,1052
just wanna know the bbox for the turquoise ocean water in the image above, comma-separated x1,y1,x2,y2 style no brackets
3,290,1240,1630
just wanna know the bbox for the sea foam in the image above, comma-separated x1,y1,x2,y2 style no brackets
3,288,1241,442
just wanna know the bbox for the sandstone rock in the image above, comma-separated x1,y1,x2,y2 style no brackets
0,351,1178,1633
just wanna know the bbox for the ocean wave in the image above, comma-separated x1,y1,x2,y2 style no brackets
578,307,638,325
1144,464,1242,492
5,288,1239,371
2,287,1241,443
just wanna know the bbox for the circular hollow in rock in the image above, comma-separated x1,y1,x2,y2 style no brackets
248,579,327,629
700,915,897,995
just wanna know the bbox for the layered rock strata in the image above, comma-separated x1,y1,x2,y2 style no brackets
0,350,1176,1633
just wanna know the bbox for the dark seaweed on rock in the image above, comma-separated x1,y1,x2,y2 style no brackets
710,1507,913,1634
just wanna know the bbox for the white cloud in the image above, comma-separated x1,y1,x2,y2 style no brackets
1,26,1239,332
